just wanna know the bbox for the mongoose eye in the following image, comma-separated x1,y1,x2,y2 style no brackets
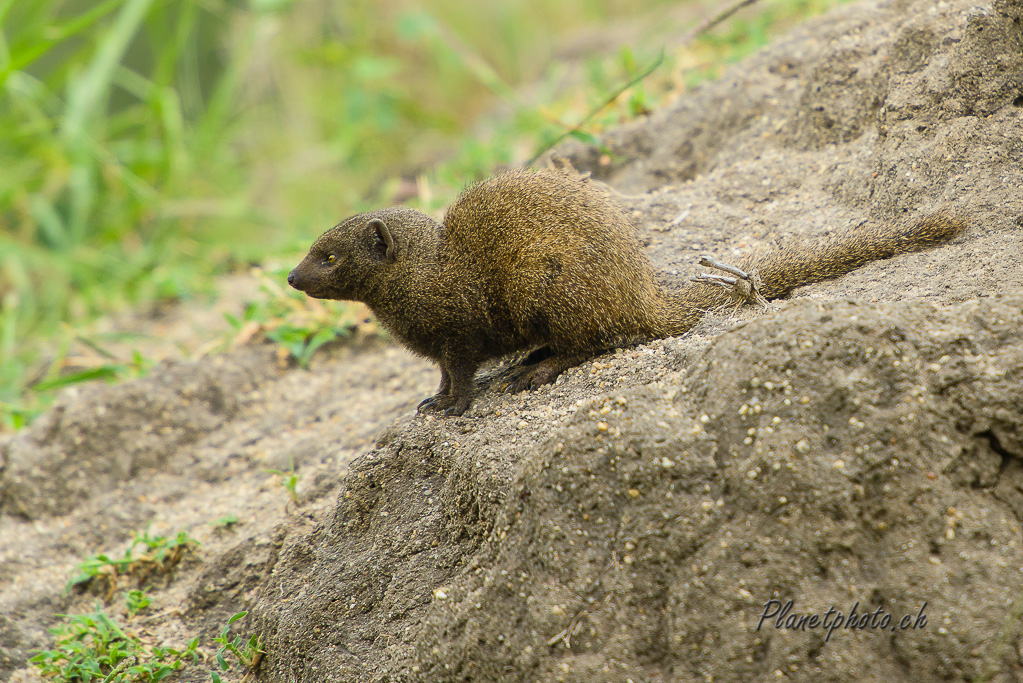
326,254,336,264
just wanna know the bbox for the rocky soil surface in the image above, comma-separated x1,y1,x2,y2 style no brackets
2,0,1022,681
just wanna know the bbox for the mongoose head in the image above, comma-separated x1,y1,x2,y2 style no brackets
288,207,438,302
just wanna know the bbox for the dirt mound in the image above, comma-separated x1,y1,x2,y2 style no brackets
411,296,1023,681
1,348,283,519
2,0,1022,681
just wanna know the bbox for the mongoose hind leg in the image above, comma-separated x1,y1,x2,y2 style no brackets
520,346,554,366
503,351,591,394
691,256,768,306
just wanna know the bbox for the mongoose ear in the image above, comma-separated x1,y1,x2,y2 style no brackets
369,218,397,263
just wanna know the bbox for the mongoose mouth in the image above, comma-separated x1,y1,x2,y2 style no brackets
287,269,322,297
287,268,346,301
286,268,306,291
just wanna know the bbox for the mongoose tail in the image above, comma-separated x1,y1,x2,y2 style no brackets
747,210,967,300
652,211,967,338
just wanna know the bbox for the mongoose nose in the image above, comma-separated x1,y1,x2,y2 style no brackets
287,270,296,286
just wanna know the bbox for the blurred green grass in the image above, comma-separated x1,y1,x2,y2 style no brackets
0,0,847,429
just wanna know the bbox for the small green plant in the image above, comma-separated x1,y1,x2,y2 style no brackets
29,597,262,683
223,267,367,368
29,607,200,682
68,526,199,597
124,589,151,618
265,324,343,368
68,553,135,593
265,456,300,504
130,527,198,565
210,611,264,683
213,514,240,530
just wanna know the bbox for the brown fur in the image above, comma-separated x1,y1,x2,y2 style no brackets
289,169,965,415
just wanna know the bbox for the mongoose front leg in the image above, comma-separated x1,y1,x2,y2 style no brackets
416,368,452,412
417,355,477,416
692,256,767,306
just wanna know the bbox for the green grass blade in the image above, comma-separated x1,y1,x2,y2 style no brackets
61,0,155,146
0,0,123,89
27,194,68,248
31,365,123,392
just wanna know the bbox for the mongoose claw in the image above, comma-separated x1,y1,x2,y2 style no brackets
417,395,441,411
417,393,470,416
417,394,456,413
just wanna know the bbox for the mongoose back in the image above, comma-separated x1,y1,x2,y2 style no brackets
288,168,964,415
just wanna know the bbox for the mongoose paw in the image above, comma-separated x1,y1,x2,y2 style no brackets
417,394,445,412
417,394,471,417
443,404,468,417
504,363,562,393
691,256,766,306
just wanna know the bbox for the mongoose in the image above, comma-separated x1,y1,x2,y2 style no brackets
288,168,964,416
